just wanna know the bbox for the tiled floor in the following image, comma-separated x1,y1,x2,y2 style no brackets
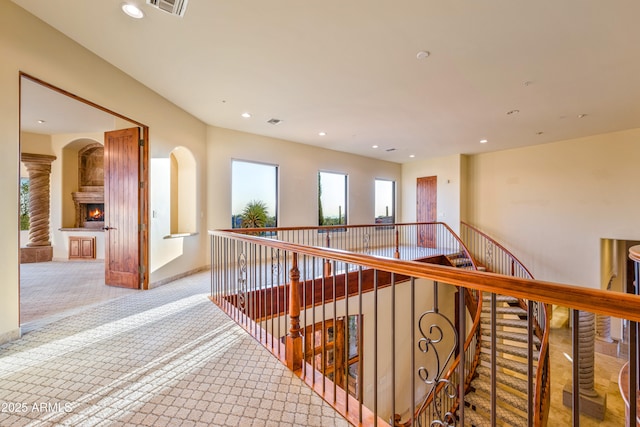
3,263,350,426
547,307,628,426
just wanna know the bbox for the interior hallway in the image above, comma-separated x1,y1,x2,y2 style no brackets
11,262,631,426
3,265,349,427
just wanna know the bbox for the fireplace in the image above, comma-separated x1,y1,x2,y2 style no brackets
71,143,105,229
72,187,105,229
86,203,104,221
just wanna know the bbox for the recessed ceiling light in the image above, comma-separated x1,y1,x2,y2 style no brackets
577,114,587,119
480,139,488,144
241,112,251,118
318,132,326,136
37,120,46,124
122,4,145,19
267,118,282,125
416,51,430,60
536,131,544,135
372,145,379,149
409,154,415,158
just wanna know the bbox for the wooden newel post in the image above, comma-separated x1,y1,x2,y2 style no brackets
324,233,332,277
394,229,400,259
286,253,303,371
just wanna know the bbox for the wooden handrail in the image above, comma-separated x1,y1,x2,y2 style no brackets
210,228,640,322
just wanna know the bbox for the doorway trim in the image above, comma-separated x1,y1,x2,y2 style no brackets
18,72,149,291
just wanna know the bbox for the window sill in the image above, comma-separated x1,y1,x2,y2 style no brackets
163,232,198,239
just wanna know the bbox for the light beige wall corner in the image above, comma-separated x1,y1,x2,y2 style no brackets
0,2,208,340
466,128,640,288
400,154,463,233
206,126,402,230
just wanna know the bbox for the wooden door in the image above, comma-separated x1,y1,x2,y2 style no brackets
417,176,437,248
104,127,142,288
304,316,361,397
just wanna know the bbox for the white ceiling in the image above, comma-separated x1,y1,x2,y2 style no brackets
21,77,116,135
13,0,640,163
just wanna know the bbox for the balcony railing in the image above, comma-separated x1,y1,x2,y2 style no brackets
460,221,549,426
209,223,640,426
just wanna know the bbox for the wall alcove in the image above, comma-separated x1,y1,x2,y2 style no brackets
71,143,104,229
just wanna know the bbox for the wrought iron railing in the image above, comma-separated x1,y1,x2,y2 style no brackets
460,221,550,426
209,223,640,426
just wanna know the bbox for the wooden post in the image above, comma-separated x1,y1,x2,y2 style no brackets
394,229,400,259
286,253,303,371
324,233,332,277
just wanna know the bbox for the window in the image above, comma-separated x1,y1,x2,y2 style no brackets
232,160,278,230
304,315,361,397
318,171,347,226
20,178,29,231
375,179,395,225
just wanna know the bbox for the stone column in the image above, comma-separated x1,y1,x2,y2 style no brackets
596,314,613,343
578,311,598,398
21,153,56,262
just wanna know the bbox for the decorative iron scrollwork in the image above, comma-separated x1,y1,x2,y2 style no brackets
237,251,247,311
417,311,458,386
416,304,458,427
486,242,494,271
271,248,281,285
429,379,457,426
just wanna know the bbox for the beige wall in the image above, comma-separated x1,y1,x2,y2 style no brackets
0,2,208,343
465,128,640,288
206,127,402,229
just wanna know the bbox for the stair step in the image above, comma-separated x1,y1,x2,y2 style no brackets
480,317,528,329
481,330,540,345
476,365,529,395
470,377,528,413
481,306,527,316
465,392,528,427
461,406,491,427
482,295,519,305
450,257,473,267
480,341,540,360
479,352,535,376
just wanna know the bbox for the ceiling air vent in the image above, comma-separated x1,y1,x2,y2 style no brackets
267,118,283,125
146,0,189,17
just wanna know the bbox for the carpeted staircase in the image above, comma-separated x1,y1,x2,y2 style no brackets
461,294,540,427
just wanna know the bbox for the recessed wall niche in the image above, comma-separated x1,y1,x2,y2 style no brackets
79,143,104,186
71,143,104,229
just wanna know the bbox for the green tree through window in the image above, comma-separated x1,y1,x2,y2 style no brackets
20,178,29,231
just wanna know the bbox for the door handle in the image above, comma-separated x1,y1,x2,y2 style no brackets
103,226,117,231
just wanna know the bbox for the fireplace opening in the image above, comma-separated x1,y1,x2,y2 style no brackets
86,203,104,222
